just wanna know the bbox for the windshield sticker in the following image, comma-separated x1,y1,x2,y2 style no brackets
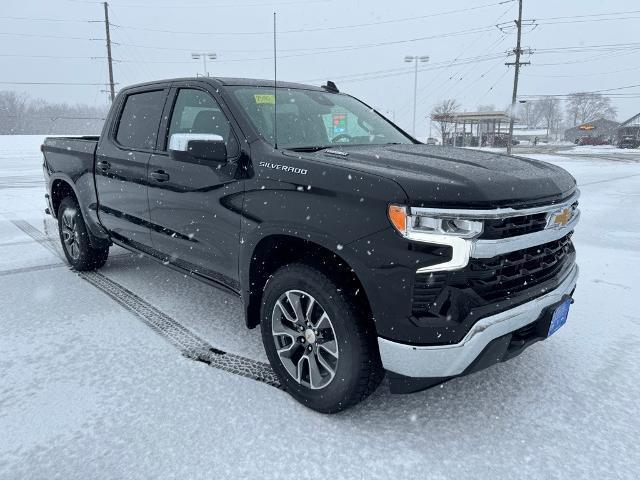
332,113,347,135
254,94,275,105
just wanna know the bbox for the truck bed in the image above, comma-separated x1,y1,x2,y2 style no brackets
42,136,101,233
43,136,99,176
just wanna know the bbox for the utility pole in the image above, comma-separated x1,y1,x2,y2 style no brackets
505,0,530,155
103,2,115,102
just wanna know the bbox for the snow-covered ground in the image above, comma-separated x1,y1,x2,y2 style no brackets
469,143,640,158
1,135,639,479
562,145,640,156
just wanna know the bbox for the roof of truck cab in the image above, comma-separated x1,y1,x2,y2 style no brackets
217,77,325,91
120,77,325,92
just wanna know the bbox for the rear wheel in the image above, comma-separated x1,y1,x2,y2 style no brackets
260,264,383,413
57,196,109,271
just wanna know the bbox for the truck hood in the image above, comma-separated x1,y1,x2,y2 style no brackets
315,144,577,208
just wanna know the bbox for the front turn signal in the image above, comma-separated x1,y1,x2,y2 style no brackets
388,204,407,235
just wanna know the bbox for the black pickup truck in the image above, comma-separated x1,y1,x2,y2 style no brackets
42,77,579,413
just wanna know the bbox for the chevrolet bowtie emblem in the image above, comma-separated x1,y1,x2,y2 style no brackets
551,207,572,227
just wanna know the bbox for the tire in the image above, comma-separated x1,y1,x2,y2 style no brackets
57,196,109,271
260,264,383,413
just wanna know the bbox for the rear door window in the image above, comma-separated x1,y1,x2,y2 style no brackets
116,90,166,150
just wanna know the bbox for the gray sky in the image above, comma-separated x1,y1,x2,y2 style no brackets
2,0,639,133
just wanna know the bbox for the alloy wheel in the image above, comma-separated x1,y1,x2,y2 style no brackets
271,290,339,390
61,208,80,260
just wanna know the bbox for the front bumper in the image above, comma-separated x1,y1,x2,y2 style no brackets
378,263,578,379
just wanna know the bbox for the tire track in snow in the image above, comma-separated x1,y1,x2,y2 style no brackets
578,172,640,187
9,218,281,389
0,262,67,277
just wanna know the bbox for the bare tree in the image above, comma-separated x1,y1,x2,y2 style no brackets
534,97,563,140
518,101,542,128
431,99,461,144
566,92,617,126
476,104,496,112
0,91,28,134
0,90,107,134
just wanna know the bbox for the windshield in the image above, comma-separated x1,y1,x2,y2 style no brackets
230,86,413,150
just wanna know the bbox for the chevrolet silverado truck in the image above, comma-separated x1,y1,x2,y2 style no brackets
42,77,579,413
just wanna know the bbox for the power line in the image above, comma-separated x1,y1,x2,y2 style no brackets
99,0,330,8
0,54,107,59
85,51,506,85
0,15,94,23
526,65,640,79
478,67,512,100
107,6,155,83
114,24,497,59
407,1,513,121
533,42,640,53
520,94,640,100
111,0,514,35
435,33,510,104
533,48,640,66
522,83,640,97
456,55,510,105
0,32,102,41
535,8,640,21
538,15,640,26
299,53,507,85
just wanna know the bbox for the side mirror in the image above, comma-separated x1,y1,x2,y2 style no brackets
168,133,227,164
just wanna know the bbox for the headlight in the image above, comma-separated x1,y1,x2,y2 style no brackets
387,204,481,273
388,205,483,241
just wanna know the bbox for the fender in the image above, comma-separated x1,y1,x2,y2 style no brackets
47,171,110,242
239,221,373,328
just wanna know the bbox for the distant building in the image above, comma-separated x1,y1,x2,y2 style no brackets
615,112,640,147
431,111,513,147
512,125,549,143
564,118,619,143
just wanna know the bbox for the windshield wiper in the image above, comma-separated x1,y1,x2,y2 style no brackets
287,146,332,152
288,142,408,152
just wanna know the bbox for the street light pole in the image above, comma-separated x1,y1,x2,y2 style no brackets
404,55,429,137
412,58,418,136
191,52,217,77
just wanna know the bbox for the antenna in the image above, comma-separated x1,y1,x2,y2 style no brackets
273,12,278,150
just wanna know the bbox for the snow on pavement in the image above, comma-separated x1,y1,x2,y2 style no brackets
1,135,639,479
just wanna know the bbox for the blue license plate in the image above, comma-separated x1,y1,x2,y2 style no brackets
548,299,571,337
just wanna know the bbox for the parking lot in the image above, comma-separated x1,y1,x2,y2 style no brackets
1,136,639,479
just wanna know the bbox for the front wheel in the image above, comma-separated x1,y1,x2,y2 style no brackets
57,196,109,271
260,264,383,413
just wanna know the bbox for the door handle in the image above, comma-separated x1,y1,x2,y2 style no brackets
97,160,111,171
150,170,170,182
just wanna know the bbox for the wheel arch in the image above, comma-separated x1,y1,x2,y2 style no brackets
50,178,77,218
242,232,373,331
49,175,110,248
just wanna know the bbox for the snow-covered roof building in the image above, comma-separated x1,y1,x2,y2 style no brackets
616,112,640,142
512,125,548,141
564,118,619,142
